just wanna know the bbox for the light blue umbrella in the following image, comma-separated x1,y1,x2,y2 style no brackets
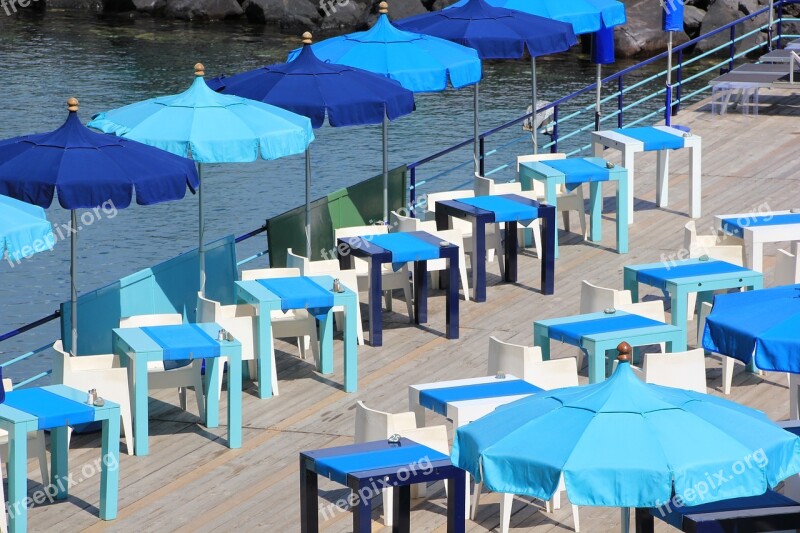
89,63,315,292
0,193,54,264
453,347,800,532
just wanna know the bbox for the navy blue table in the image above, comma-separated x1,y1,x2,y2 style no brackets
337,230,460,347
300,438,466,533
434,194,555,302
636,491,800,532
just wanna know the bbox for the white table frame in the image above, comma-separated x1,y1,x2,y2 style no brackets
592,126,702,223
714,210,800,272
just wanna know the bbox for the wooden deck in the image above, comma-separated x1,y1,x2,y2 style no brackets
24,90,800,532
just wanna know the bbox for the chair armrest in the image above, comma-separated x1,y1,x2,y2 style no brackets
66,354,120,371
400,425,450,455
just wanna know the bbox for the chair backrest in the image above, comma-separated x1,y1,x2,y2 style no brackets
424,190,474,214
390,210,421,233
643,349,707,393
616,300,666,323
516,153,566,195
241,267,301,281
474,175,522,196
683,220,699,252
528,357,579,390
775,248,800,285
354,400,416,442
580,280,633,314
196,292,220,323
334,224,389,240
286,248,310,274
487,336,543,381
119,313,182,328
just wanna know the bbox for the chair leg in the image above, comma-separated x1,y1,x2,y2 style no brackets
790,373,799,419
308,326,321,367
402,278,414,323
0,455,6,533
470,481,483,520
297,337,307,360
383,487,394,526
384,289,393,312
355,302,365,346
120,404,135,456
193,360,206,421
552,489,562,510
572,504,581,532
178,386,187,411
431,270,440,290
459,259,470,302
495,225,505,277
334,310,344,333
532,220,542,259
722,356,734,395
500,493,513,533
561,210,571,233
33,430,49,486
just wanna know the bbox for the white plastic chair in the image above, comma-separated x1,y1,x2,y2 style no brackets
487,336,543,381
286,248,365,345
52,341,135,455
616,300,668,354
354,401,449,527
0,378,49,488
240,267,320,363
775,248,800,285
334,225,414,321
635,349,708,393
578,281,633,369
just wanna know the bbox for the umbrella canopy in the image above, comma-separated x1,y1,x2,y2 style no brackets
703,285,800,373
0,194,55,264
662,0,684,126
457,0,626,35
453,348,800,512
0,98,199,355
208,35,416,254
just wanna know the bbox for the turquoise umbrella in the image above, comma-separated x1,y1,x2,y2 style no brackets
0,193,54,265
453,345,800,532
90,64,315,293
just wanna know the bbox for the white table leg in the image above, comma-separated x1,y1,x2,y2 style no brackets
689,144,702,218
623,147,635,225
656,149,669,208
592,140,603,158
744,231,764,272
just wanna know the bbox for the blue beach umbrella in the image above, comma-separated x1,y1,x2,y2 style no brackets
89,64,314,291
662,0,684,126
592,26,616,130
0,194,55,264
211,33,417,244
397,0,577,156
453,347,800,532
0,98,199,355
290,2,483,204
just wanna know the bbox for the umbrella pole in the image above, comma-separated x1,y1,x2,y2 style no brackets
382,115,389,224
305,148,312,258
666,32,673,127
531,56,538,154
70,209,78,356
595,63,602,131
474,82,479,176
198,162,205,297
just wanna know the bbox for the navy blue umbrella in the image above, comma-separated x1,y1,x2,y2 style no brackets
397,0,577,155
209,34,415,252
0,98,199,354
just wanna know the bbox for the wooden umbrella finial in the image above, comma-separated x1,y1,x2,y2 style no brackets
302,32,313,45
194,63,205,77
379,1,388,14
617,342,632,363
67,98,79,112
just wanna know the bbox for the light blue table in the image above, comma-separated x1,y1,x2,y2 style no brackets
112,322,242,456
519,157,629,257
0,384,120,532
235,275,359,396
534,311,686,383
623,258,763,340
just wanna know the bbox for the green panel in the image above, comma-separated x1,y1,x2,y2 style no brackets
267,165,407,266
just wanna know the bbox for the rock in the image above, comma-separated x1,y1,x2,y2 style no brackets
131,0,165,12
686,0,711,9
165,0,242,19
696,0,768,53
319,0,368,30
241,0,320,28
617,0,689,57
684,5,706,36
379,0,427,20
46,0,102,8
432,0,457,10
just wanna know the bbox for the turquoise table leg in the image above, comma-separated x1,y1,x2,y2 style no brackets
8,423,27,533
623,269,639,302
666,331,688,353
50,426,69,500
617,171,629,253
100,410,120,520
133,357,150,456
227,348,243,449
533,324,550,361
318,310,334,375
589,181,603,243
343,295,358,392
670,288,689,341
205,357,221,429
546,179,559,259
585,341,606,383
257,302,274,399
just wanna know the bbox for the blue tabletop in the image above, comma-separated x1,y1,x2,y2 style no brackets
141,323,221,361
257,276,334,319
614,126,685,151
651,490,798,530
541,158,612,191
419,379,542,417
458,194,539,223
3,388,97,430
549,312,665,347
635,260,751,290
370,232,442,266
721,213,800,239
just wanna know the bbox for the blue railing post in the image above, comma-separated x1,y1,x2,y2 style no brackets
729,26,736,71
618,76,624,128
675,51,683,115
778,0,784,48
409,166,416,217
551,104,559,153
479,136,485,176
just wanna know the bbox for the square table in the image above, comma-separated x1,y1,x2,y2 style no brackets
112,322,242,456
300,438,465,533
236,275,358,396
337,231,460,347
715,210,800,272
534,311,686,384
592,126,702,222
519,156,629,256
433,194,556,302
0,384,120,533
623,258,763,340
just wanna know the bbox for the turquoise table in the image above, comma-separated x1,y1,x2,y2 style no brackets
519,157,629,257
623,258,763,340
235,275,358,396
534,311,686,383
0,384,120,532
112,322,242,456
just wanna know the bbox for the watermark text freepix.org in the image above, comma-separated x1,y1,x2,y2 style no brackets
1,0,42,16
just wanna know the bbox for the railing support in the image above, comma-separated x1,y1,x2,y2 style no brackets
675,50,683,115
618,76,624,128
729,26,736,71
551,105,559,153
479,136,485,176
409,166,417,217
